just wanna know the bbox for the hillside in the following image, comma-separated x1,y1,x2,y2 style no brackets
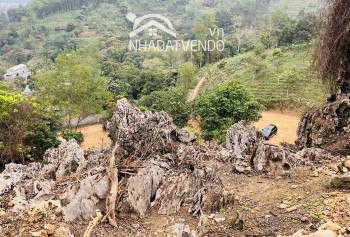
0,0,325,72
268,0,323,16
197,44,326,108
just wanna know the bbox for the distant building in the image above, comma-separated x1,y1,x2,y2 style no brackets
3,64,30,82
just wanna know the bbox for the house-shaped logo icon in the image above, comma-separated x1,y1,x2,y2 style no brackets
126,13,176,38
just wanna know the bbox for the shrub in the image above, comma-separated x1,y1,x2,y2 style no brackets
193,83,264,142
62,130,84,144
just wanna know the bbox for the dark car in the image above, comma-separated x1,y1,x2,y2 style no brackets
262,124,278,140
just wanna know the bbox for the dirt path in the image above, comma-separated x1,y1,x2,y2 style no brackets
188,73,208,101
253,110,301,146
78,124,111,149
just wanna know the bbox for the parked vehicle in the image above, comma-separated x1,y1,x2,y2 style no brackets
262,124,278,140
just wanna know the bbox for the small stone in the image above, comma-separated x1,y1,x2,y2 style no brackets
330,173,350,188
310,171,319,177
265,215,272,219
44,224,56,235
286,205,298,212
30,230,48,237
291,185,298,189
279,204,288,209
301,217,309,222
214,217,226,223
208,214,215,219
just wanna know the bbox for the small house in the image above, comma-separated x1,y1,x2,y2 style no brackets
3,64,30,82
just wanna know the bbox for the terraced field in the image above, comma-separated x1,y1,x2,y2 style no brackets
198,44,326,108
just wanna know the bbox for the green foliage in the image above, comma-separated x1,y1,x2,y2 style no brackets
199,45,325,108
178,62,197,95
193,83,263,142
36,50,111,128
139,88,191,127
62,130,84,144
0,88,62,167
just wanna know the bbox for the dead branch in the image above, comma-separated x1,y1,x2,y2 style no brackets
106,144,120,228
83,210,103,237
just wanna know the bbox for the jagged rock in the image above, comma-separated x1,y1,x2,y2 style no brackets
154,166,231,216
127,164,164,217
107,99,196,158
63,174,110,221
296,94,350,151
107,99,177,157
9,187,28,213
32,180,56,203
330,173,350,188
43,140,87,181
226,121,263,172
177,129,197,143
253,142,295,174
0,163,41,194
226,122,294,174
296,148,333,162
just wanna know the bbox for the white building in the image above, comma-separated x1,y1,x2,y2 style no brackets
3,64,30,82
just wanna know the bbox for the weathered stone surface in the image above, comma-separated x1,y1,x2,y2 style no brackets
296,93,350,151
32,180,56,203
226,122,295,174
107,99,196,158
64,174,110,221
127,164,164,217
330,173,350,188
154,166,232,216
107,99,177,157
254,142,295,174
226,121,263,172
177,128,197,143
296,148,333,163
0,163,41,194
43,140,86,181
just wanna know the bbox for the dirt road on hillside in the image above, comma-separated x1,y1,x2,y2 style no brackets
188,73,208,101
253,111,301,146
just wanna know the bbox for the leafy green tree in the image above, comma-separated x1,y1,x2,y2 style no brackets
193,83,263,142
36,51,111,129
0,88,61,167
139,88,191,127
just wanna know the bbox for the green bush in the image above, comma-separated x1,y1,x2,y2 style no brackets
0,88,62,167
138,88,191,127
273,48,284,57
62,130,84,144
193,83,264,142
